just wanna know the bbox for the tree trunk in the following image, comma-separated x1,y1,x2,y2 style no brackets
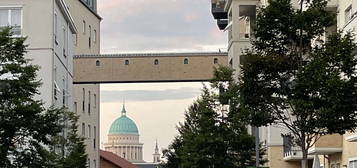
301,149,309,168
301,134,309,168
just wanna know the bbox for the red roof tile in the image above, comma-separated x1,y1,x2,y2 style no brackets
100,150,138,168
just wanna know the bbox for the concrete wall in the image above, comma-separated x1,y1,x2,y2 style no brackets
73,53,228,83
267,146,301,168
315,134,343,148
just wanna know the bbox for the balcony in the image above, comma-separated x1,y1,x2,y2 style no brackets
217,19,228,30
283,135,313,161
346,133,357,142
212,0,227,19
308,134,343,155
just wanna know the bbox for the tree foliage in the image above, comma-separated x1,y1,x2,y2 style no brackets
161,66,267,168
0,27,87,167
238,0,357,167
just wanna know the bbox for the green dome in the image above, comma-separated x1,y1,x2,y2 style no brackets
109,105,139,135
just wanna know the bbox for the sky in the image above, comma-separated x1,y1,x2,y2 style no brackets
97,0,226,162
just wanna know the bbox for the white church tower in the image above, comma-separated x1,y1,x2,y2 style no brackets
153,140,160,163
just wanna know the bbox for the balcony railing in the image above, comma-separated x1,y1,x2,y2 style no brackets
211,0,227,19
282,135,313,161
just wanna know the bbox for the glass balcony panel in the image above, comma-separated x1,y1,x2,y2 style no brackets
238,5,256,40
212,0,227,19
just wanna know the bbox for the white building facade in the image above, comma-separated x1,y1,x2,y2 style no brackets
0,0,101,168
0,0,77,110
64,0,101,167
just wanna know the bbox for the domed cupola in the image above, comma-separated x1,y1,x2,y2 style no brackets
109,104,139,135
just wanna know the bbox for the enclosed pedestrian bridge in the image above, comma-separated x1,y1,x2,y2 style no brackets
73,52,228,84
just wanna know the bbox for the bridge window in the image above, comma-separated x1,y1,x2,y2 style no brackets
95,60,100,66
154,59,159,65
125,60,129,65
214,58,218,64
184,58,189,64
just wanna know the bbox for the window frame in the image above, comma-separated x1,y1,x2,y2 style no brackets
93,29,97,43
214,58,219,64
345,5,353,25
184,58,189,64
0,6,23,37
349,157,357,168
82,20,86,34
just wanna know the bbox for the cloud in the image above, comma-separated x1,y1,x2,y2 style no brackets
101,87,201,102
98,0,227,53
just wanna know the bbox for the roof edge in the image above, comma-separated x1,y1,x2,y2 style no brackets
78,0,103,20
75,52,228,58
56,0,78,34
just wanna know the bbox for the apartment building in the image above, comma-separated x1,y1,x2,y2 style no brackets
0,0,76,110
211,0,357,168
0,0,101,167
64,0,101,168
64,0,102,168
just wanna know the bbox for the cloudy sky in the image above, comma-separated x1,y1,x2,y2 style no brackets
97,0,226,162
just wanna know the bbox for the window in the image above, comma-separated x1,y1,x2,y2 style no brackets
62,79,66,106
63,28,67,57
350,159,357,168
0,8,22,36
214,58,218,64
125,60,129,65
74,102,77,113
89,25,91,48
74,34,77,46
94,126,96,149
88,91,91,115
96,60,100,66
62,88,66,106
82,88,85,112
93,160,96,168
54,82,58,100
94,29,97,43
88,125,91,138
345,5,353,24
238,5,256,40
94,94,97,108
82,123,85,136
154,59,159,65
184,58,189,64
83,20,86,34
54,13,58,44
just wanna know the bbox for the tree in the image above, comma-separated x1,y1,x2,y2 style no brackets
238,0,357,168
0,28,87,167
161,66,267,168
49,111,88,168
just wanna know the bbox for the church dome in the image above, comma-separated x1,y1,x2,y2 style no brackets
109,105,139,135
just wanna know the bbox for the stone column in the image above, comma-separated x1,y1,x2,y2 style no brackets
126,146,129,159
135,147,138,160
129,146,131,160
